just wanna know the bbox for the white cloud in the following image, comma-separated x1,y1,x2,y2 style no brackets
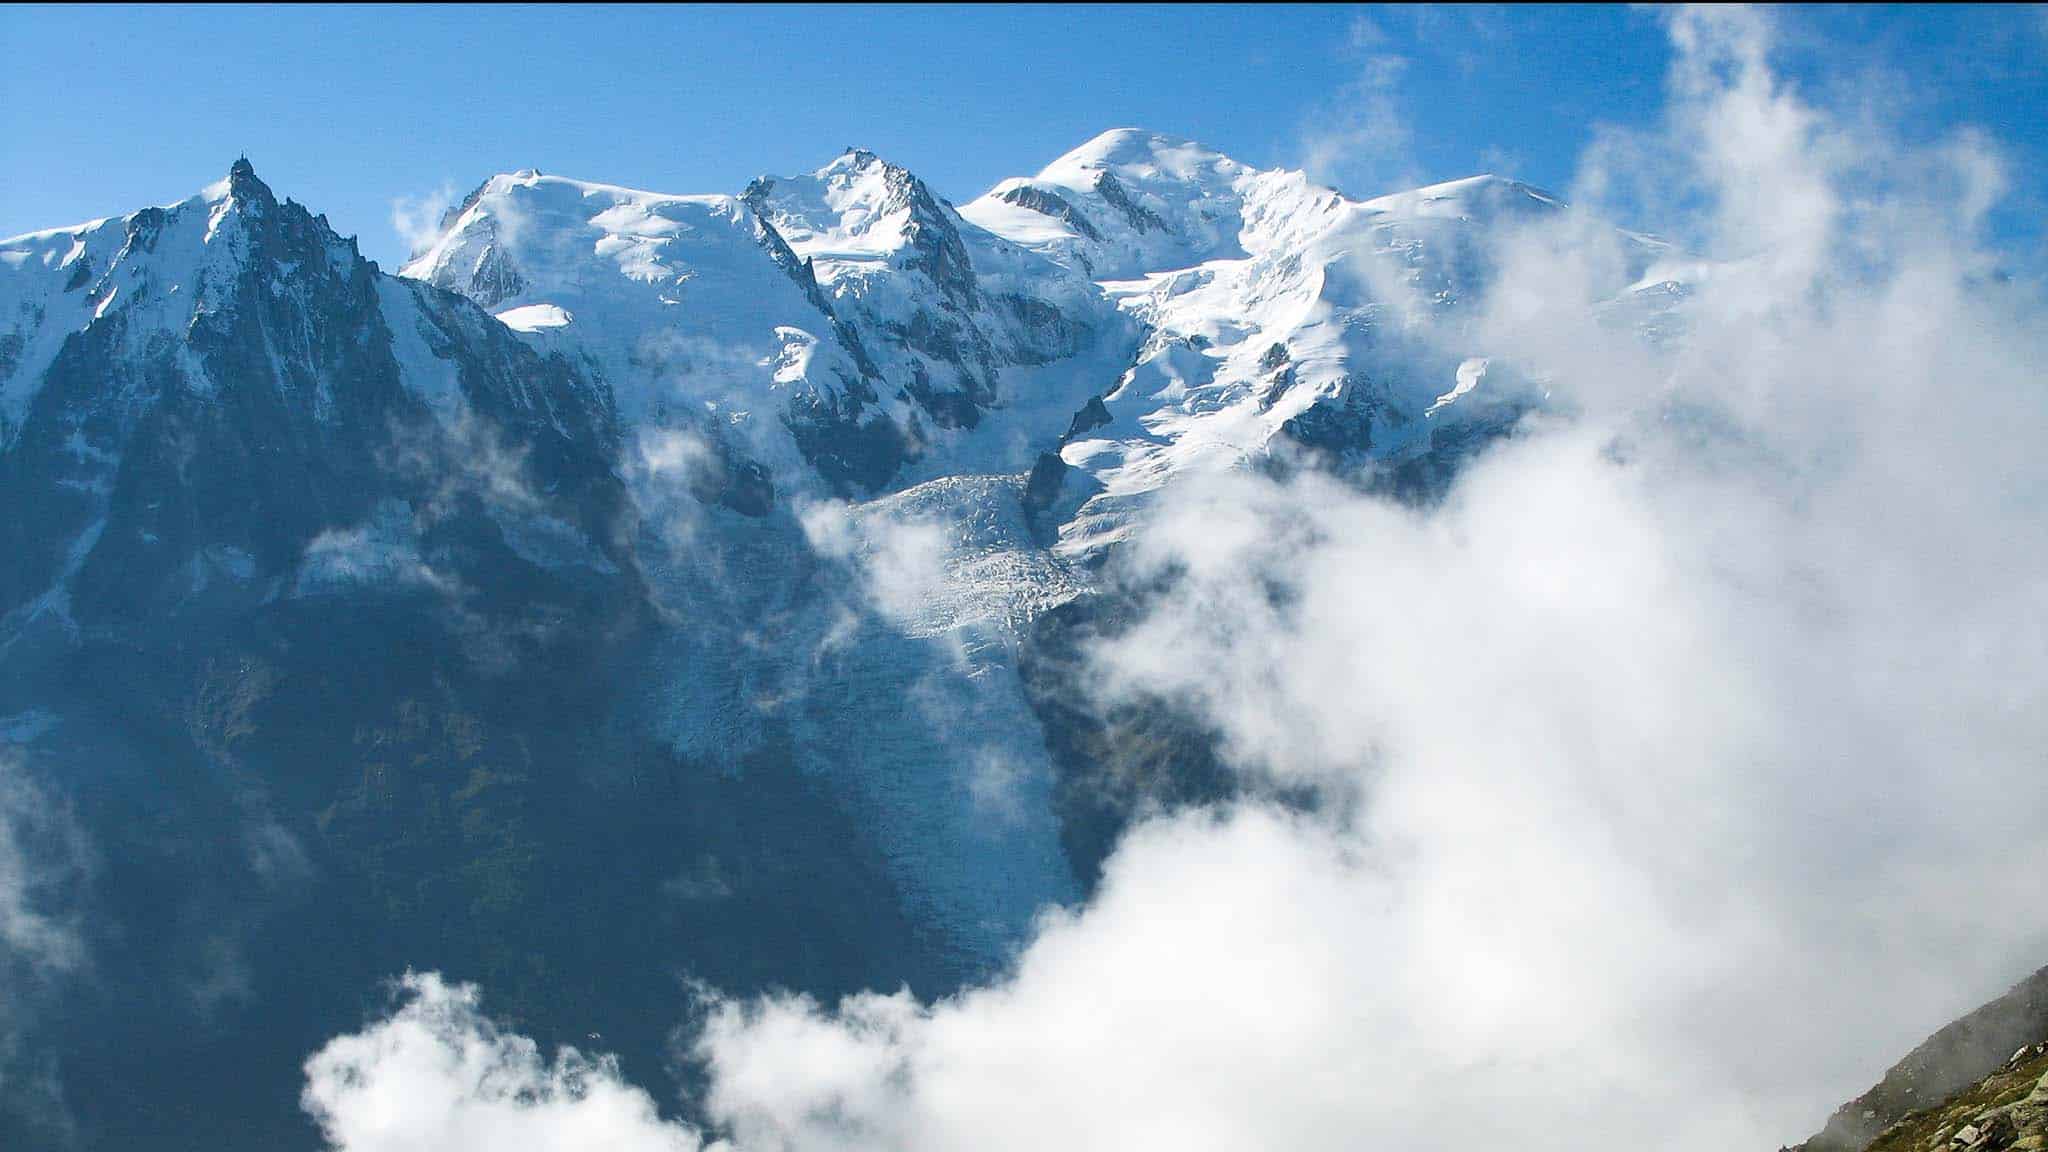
0,750,90,1138
0,753,86,976
302,973,710,1152
1298,12,1417,198
392,183,459,261
798,501,952,635
627,425,722,550
296,498,447,595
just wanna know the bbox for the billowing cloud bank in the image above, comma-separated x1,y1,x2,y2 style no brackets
302,973,699,1152
303,9,2048,1151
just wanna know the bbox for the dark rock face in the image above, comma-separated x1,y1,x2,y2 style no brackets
891,165,983,314
998,184,1104,242
1063,395,1112,442
61,256,93,294
714,457,776,517
787,394,911,493
1021,450,1068,518
1001,293,1093,366
1278,372,1379,462
1093,170,1170,233
1257,342,1296,412
1017,589,1238,888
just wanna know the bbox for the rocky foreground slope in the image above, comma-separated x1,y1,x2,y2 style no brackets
1796,966,2048,1152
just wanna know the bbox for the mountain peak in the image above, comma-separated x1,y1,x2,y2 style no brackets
1358,172,1567,218
224,155,275,208
1039,128,1249,187
1059,127,1196,163
957,129,1258,277
1414,172,1552,198
813,145,910,184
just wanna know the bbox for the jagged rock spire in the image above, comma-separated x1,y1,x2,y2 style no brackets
226,155,275,208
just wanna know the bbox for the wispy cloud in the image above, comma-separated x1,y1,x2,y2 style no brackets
0,749,90,1142
1297,11,1418,197
0,753,86,977
391,182,459,261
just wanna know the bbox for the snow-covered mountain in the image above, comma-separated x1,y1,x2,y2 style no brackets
0,159,626,638
962,127,1260,278
0,132,1683,1151
396,128,1669,556
404,151,1135,498
964,130,1671,553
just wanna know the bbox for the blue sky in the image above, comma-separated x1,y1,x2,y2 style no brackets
3,4,2043,267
